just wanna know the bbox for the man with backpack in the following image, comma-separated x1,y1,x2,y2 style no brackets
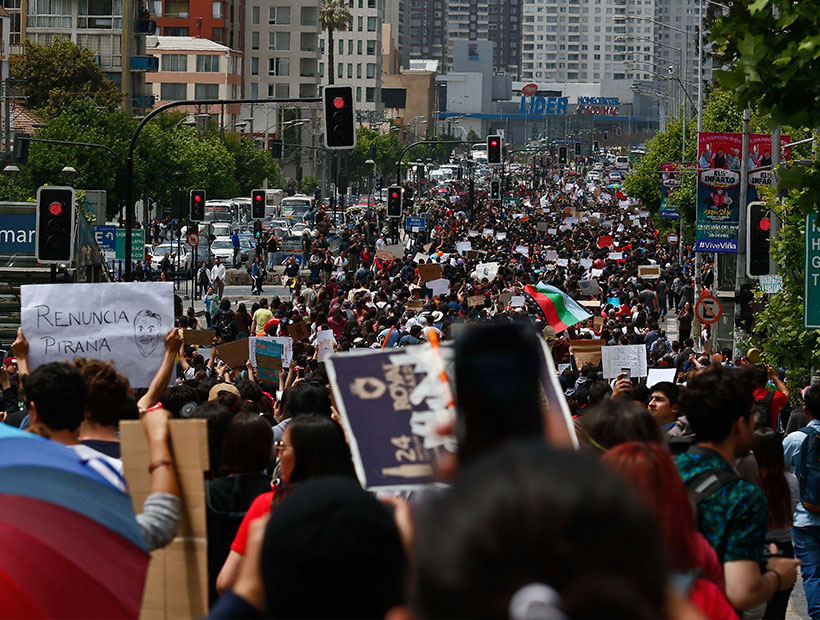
753,364,789,431
676,364,800,611
784,384,820,619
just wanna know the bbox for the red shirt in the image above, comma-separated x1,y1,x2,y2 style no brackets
753,387,788,430
230,490,274,555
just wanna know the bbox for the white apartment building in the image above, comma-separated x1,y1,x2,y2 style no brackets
520,0,657,104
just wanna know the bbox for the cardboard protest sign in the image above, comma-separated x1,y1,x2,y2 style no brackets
593,315,604,331
288,320,310,342
325,345,458,490
647,368,676,388
216,337,250,368
498,292,512,306
468,230,479,237
510,295,525,307
408,299,424,311
183,329,216,347
255,339,283,379
317,329,336,362
121,419,209,619
375,250,395,261
249,336,292,368
569,339,605,368
580,258,593,269
21,282,175,388
547,227,558,235
482,228,494,236
385,243,405,258
467,295,486,307
466,250,478,260
601,344,649,379
556,258,569,267
418,263,442,281
607,296,621,307
545,250,558,261
638,264,661,279
496,232,507,241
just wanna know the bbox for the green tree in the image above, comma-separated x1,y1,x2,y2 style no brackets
466,129,481,142
301,175,320,195
225,134,283,194
12,38,123,118
319,0,351,86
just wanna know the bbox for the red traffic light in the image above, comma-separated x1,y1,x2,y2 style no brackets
194,195,202,202
490,140,498,146
333,97,345,109
391,192,399,198
48,201,62,216
759,218,771,231
254,194,263,201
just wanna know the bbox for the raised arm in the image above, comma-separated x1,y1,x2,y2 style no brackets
138,329,183,412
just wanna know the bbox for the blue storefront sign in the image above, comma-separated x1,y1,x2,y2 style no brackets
0,214,36,253
405,217,427,231
518,96,569,116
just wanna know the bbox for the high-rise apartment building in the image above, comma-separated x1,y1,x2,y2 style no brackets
407,0,447,69
151,0,241,48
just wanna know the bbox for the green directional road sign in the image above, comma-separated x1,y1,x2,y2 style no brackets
805,213,820,329
116,229,145,262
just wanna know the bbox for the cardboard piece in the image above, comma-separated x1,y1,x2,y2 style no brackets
569,339,605,368
638,264,661,279
120,419,209,620
384,243,405,258
418,263,442,281
466,250,478,260
375,249,394,262
408,299,424,311
578,300,601,309
288,320,310,342
593,315,604,331
215,337,250,368
467,295,486,307
183,329,216,347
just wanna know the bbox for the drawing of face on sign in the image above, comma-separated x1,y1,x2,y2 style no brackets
134,309,162,357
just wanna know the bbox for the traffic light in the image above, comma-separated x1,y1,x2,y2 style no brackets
323,85,356,149
558,146,568,165
575,142,581,156
251,189,265,219
189,189,206,221
747,201,771,276
593,140,599,152
36,186,75,264
253,220,263,239
615,127,621,135
603,131,608,141
487,135,502,164
271,139,283,159
490,180,500,200
387,185,402,217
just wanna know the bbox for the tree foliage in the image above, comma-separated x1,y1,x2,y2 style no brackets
12,38,122,118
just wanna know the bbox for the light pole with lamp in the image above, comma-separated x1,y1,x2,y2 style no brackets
3,164,19,201
365,158,376,245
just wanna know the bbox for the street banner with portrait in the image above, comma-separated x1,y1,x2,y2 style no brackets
660,163,694,219
747,133,790,202
695,132,742,253
20,282,175,388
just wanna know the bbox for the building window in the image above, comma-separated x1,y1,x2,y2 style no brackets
338,39,343,55
250,56,258,75
160,83,186,100
269,6,290,23
251,31,259,50
347,63,352,78
356,86,361,102
211,27,225,43
275,82,289,98
194,83,218,99
211,1,223,18
357,40,362,54
161,53,187,71
76,0,122,29
268,57,289,76
251,5,259,24
337,62,343,78
268,31,289,51
250,82,258,99
348,39,353,54
365,86,375,102
196,54,219,72
367,16,376,31
366,62,375,78
357,16,362,30
356,63,361,78
366,40,375,55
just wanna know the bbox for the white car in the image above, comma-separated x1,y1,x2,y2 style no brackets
587,171,602,182
209,236,238,265
593,161,605,171
608,170,624,182
150,243,191,271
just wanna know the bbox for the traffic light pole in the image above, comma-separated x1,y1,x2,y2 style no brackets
395,140,482,185
732,108,752,356
125,96,321,280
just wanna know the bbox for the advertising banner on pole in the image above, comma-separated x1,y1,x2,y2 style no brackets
747,133,790,202
660,163,682,219
695,132,742,253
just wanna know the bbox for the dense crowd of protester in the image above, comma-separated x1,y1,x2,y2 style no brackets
2,165,818,620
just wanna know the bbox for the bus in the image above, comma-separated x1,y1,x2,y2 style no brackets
629,149,646,167
280,194,314,222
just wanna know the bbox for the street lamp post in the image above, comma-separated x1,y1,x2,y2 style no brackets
3,164,18,201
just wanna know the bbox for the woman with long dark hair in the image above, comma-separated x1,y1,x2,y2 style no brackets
215,414,356,593
753,428,799,620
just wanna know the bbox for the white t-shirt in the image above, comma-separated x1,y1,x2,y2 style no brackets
68,444,126,492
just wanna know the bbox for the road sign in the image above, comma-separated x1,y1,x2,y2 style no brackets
92,225,117,252
405,216,427,231
115,228,145,262
695,294,723,325
805,213,820,329
187,232,199,248
666,232,679,245
521,83,538,97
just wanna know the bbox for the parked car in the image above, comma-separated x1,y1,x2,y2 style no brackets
149,243,192,272
208,236,249,266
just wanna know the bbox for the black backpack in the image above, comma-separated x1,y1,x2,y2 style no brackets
754,391,776,430
684,446,740,522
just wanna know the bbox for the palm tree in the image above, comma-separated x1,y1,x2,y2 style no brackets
319,0,351,85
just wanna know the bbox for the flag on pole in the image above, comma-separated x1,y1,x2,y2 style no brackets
523,283,592,332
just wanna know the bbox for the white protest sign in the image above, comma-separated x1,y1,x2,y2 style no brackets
647,368,677,388
608,252,623,260
249,336,273,366
317,329,336,363
548,228,557,235
591,268,604,277
456,241,472,255
515,245,529,256
557,258,569,267
639,210,650,218
601,344,649,379
559,225,572,232
472,262,499,281
510,295,525,307
482,228,494,236
21,282,175,388
617,224,625,232
619,200,630,209
496,232,508,241
545,250,558,261
578,279,599,295
427,278,450,297
413,252,429,264
580,258,593,269
468,230,479,237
